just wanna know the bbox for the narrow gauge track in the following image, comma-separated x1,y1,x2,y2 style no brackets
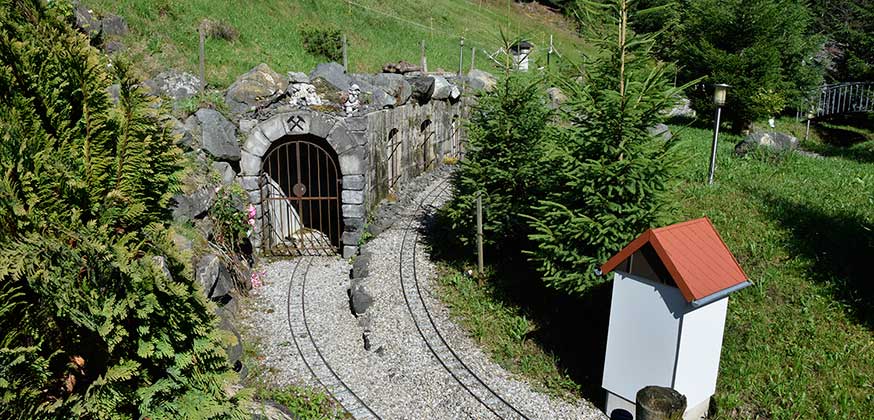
398,177,531,420
286,257,381,420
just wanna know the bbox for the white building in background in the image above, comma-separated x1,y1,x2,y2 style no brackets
599,217,751,420
510,40,533,72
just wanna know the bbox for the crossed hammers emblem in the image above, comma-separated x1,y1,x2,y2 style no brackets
286,115,305,132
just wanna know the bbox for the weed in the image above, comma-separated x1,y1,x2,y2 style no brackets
300,26,343,62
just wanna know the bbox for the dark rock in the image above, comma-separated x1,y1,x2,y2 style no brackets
104,40,124,54
546,87,567,110
170,186,216,223
408,76,435,102
349,282,373,315
144,70,202,101
309,62,351,91
648,123,672,141
371,87,396,108
106,83,121,105
196,108,241,161
467,69,497,91
382,60,421,74
100,14,128,37
352,251,371,278
225,63,288,114
195,216,214,240
735,131,798,156
73,3,100,39
171,115,200,150
287,71,309,84
212,161,236,186
196,254,234,300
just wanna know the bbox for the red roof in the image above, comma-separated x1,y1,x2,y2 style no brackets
600,218,748,302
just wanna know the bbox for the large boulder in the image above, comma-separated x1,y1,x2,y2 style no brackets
171,115,201,150
144,70,202,101
100,14,128,37
382,60,421,74
430,76,455,100
349,281,373,315
225,63,288,114
648,123,673,141
735,131,798,156
407,76,435,102
196,254,234,300
371,88,396,109
196,108,240,161
467,69,497,91
309,62,352,91
546,87,568,110
212,161,236,186
372,73,413,105
287,71,310,84
170,186,216,223
73,3,100,39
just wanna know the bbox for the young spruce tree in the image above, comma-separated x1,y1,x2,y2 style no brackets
0,2,243,418
441,38,551,255
527,0,687,295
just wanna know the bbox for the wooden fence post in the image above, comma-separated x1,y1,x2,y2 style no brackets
198,23,206,92
470,47,476,72
476,192,484,275
342,34,348,73
636,386,686,420
421,40,428,73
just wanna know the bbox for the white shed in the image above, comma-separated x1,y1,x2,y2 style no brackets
509,40,533,72
599,218,751,420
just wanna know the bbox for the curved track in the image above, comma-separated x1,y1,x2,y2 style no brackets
286,257,381,420
397,176,531,420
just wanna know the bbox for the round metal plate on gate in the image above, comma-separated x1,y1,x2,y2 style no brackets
292,183,307,197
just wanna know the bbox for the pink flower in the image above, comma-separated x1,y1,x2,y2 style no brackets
250,271,265,288
246,204,257,219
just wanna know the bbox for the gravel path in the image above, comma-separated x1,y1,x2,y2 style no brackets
240,168,606,419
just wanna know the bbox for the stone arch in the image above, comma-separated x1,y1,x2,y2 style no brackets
239,111,367,257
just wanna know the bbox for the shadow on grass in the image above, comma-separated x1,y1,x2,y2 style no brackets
805,114,874,163
747,186,874,329
421,209,613,404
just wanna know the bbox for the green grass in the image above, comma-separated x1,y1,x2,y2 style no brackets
87,0,584,87
433,121,874,418
434,267,583,400
670,124,874,419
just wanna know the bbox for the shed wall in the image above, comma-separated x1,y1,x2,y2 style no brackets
602,272,687,402
673,296,729,411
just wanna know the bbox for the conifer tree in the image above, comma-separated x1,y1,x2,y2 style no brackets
441,37,551,256
0,1,243,417
527,0,687,295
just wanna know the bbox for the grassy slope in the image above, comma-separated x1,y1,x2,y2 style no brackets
671,124,874,419
88,0,583,87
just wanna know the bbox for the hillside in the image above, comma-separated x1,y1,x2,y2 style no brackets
87,0,585,87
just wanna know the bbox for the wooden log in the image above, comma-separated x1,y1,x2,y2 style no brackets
635,386,686,420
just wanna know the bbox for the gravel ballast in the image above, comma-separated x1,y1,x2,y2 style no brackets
240,168,606,419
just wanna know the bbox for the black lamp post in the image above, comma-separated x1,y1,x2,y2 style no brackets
708,84,730,185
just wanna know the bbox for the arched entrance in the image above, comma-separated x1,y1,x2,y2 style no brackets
260,134,343,255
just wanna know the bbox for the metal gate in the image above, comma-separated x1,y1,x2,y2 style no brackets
260,136,342,256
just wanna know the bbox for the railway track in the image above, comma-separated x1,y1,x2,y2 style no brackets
285,257,381,420
397,176,531,420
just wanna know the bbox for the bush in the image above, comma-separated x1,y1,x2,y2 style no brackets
300,27,343,62
0,2,242,417
526,0,684,295
673,0,823,130
440,54,551,256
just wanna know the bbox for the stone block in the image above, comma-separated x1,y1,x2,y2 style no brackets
343,217,365,231
342,174,366,190
350,131,367,147
283,114,310,135
342,203,365,219
243,129,271,157
261,115,287,141
339,152,364,175
345,116,368,132
328,128,357,156
240,150,261,176
342,189,364,205
342,230,362,246
239,175,260,191
247,189,261,206
310,114,335,138
342,245,358,259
